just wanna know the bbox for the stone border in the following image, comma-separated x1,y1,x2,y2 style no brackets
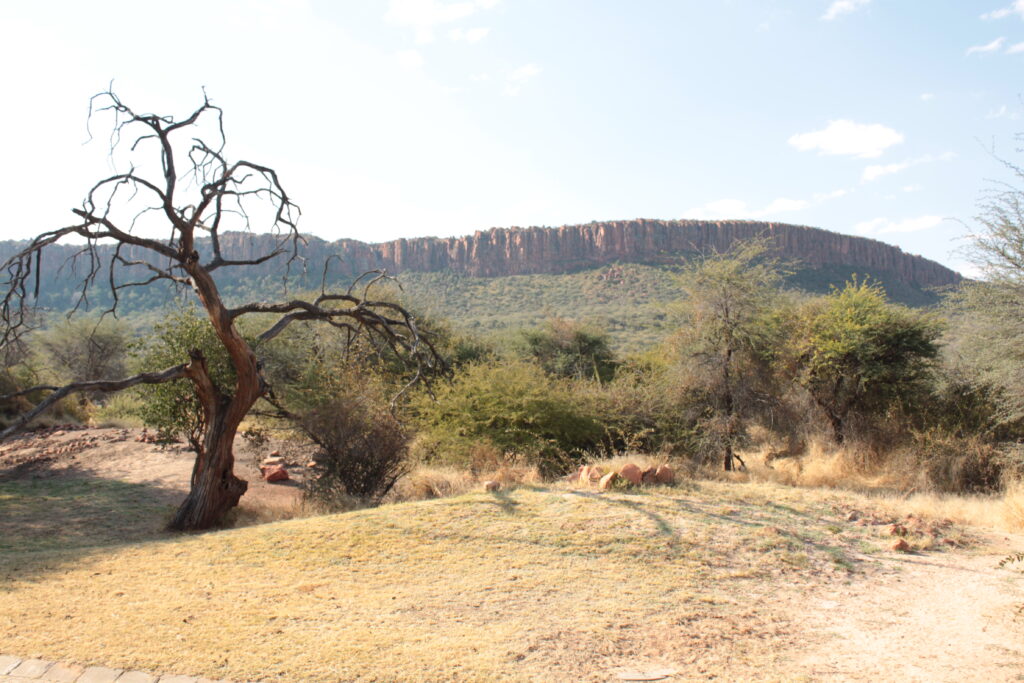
0,655,242,683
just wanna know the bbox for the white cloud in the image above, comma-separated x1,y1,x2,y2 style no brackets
861,152,955,182
509,63,542,81
822,0,870,21
1008,41,1024,53
385,0,496,44
503,63,542,96
687,188,847,220
987,104,1009,119
762,197,811,214
981,1,1024,20
449,26,490,42
395,49,424,70
789,120,903,159
966,37,1006,55
853,215,945,236
902,184,923,193
920,93,935,101
985,104,1021,120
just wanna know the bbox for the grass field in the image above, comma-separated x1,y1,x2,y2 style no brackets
0,475,918,682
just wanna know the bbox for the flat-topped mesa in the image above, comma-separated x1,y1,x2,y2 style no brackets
0,219,962,310
332,219,959,289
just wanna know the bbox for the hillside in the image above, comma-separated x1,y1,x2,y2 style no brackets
0,219,961,349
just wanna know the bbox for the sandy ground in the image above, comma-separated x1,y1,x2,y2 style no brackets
2,426,1024,681
0,424,305,514
795,533,1024,682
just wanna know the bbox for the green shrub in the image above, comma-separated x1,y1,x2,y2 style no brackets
132,307,239,443
411,360,604,476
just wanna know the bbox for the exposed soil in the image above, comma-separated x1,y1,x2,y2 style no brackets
794,531,1024,682
0,425,306,514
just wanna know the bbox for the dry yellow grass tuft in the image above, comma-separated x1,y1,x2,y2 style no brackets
0,479,893,682
739,440,1024,533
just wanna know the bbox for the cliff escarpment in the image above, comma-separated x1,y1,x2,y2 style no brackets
0,219,960,314
308,219,960,289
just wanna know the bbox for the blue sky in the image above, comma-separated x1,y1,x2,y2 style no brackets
1,1,1023,274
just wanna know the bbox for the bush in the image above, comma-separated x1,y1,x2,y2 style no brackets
520,318,617,382
298,394,411,508
132,307,240,444
411,360,605,476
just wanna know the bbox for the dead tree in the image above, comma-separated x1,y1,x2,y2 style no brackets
0,91,442,531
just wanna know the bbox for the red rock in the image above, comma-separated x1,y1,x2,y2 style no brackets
484,480,501,492
641,467,658,484
654,464,675,484
599,471,619,491
619,463,643,485
566,465,585,483
890,538,910,552
306,461,317,468
886,524,907,537
261,464,289,482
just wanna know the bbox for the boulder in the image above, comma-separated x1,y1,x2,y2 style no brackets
619,463,643,485
484,480,501,492
654,464,675,484
566,465,585,483
599,471,619,491
261,464,289,483
641,467,659,484
886,523,907,537
890,538,910,552
262,456,285,467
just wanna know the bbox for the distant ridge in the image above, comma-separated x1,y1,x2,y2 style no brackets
0,218,961,314
319,219,960,288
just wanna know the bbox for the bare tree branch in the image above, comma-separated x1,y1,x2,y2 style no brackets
0,364,189,440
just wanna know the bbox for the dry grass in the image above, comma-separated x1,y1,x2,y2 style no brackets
0,476,897,682
734,440,1024,533
387,463,541,504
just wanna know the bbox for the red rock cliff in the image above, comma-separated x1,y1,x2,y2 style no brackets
322,219,960,289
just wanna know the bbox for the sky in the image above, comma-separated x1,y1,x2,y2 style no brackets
1,0,1023,275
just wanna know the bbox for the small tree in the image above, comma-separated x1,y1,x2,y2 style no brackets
952,142,1024,423
521,317,617,382
670,239,789,470
36,316,130,401
0,91,441,530
797,279,940,443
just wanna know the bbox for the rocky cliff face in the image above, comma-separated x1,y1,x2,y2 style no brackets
0,219,961,313
312,219,960,289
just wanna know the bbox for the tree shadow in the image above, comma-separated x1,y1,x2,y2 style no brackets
0,470,188,583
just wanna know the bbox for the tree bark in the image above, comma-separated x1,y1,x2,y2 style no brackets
723,346,735,471
168,410,249,531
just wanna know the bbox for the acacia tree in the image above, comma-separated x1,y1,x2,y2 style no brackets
796,279,940,443
950,141,1024,423
670,239,788,471
0,91,441,530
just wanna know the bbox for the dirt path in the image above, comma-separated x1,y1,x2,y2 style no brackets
795,535,1024,682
